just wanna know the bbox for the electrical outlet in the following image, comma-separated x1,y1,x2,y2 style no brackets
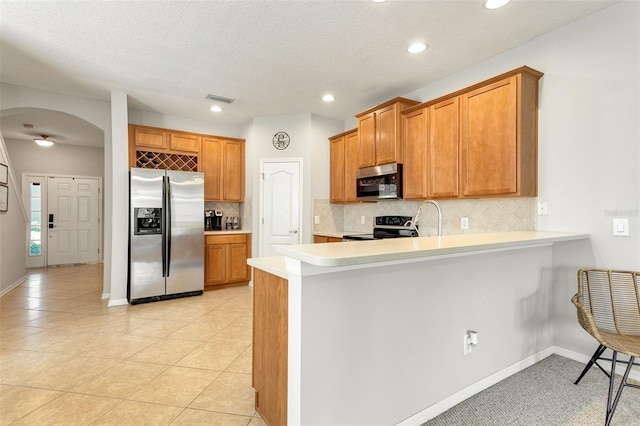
314,215,320,225
461,217,469,230
361,216,366,225
464,330,478,355
537,201,548,216
463,334,473,355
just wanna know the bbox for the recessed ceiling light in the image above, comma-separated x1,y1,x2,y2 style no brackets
485,0,511,9
371,0,387,3
210,105,223,112
407,42,427,54
322,94,335,102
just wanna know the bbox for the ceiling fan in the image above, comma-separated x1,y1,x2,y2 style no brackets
34,134,55,147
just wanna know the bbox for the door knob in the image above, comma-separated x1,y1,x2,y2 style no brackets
290,230,298,234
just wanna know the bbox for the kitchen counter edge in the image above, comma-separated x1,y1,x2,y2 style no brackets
276,231,589,268
247,256,287,279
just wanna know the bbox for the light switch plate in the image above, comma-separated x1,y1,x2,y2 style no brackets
314,215,320,225
612,218,630,237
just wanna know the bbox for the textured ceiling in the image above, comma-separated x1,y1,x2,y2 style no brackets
0,0,619,147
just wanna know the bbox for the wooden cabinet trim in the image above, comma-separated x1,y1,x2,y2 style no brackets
355,97,420,118
402,66,543,116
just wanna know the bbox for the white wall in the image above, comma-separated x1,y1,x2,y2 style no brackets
5,139,104,191
0,84,112,296
404,1,639,270
401,2,639,363
0,135,27,295
247,114,342,254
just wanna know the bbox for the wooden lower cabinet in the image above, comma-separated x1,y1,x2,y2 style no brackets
253,268,288,426
205,234,251,287
313,235,343,243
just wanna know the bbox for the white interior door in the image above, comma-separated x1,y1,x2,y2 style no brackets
47,177,100,265
260,160,302,257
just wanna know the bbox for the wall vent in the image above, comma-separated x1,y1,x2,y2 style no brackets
205,94,235,104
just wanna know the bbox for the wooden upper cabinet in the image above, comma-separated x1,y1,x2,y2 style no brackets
375,103,401,165
329,129,359,204
357,112,376,168
222,140,245,202
133,126,166,149
356,97,419,168
202,138,222,200
403,97,459,200
168,132,200,153
428,97,459,198
329,134,346,203
344,130,359,202
460,68,541,197
201,137,245,202
402,107,428,199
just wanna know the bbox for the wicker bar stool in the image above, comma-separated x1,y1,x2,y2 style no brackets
571,268,640,426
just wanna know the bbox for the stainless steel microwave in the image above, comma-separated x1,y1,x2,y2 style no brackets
356,163,403,201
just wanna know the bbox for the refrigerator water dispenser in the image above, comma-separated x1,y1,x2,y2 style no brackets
134,208,162,235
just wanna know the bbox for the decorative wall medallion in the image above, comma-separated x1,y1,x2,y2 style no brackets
272,131,290,150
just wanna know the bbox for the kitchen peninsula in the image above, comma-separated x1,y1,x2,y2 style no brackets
248,231,589,425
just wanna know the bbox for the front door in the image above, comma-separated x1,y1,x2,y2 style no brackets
47,177,100,265
260,160,302,257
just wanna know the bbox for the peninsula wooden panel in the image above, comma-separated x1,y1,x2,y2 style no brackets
253,268,288,426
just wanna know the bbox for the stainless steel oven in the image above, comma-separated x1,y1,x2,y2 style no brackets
343,215,417,241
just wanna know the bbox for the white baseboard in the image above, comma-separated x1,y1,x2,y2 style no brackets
0,275,27,298
397,347,555,425
107,298,128,307
101,293,110,300
553,345,640,382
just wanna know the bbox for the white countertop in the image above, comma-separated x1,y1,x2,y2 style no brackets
275,231,589,267
204,230,251,235
247,256,288,279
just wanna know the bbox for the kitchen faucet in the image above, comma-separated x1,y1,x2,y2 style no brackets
407,200,443,237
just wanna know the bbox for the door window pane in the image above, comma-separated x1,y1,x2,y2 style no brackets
29,182,42,256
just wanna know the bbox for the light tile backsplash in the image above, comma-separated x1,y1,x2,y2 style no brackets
205,201,251,230
313,198,536,236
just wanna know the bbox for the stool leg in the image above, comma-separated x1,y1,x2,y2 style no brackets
575,344,606,385
604,353,635,426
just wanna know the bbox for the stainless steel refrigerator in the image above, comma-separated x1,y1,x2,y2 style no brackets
128,168,204,304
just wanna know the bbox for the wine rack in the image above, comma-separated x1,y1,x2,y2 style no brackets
135,150,198,172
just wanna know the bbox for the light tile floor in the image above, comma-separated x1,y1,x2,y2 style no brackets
0,264,265,426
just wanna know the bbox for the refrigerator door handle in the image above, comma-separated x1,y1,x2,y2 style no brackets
165,175,172,277
161,175,168,278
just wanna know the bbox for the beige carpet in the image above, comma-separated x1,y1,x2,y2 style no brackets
424,355,640,426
